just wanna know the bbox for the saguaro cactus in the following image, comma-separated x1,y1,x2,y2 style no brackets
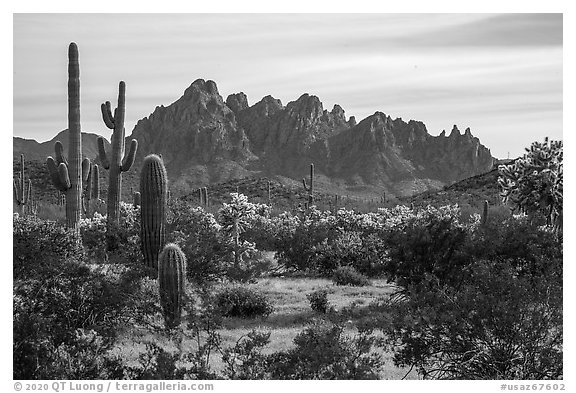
98,81,138,228
158,243,187,329
133,191,141,207
46,43,86,230
13,154,32,216
302,163,314,205
140,154,168,275
201,187,209,207
481,200,489,226
267,180,272,205
82,164,99,218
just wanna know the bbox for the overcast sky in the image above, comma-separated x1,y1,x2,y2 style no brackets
13,13,562,158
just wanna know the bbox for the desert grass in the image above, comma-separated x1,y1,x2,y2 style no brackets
115,277,418,380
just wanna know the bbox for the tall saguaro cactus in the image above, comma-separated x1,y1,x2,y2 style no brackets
140,154,168,275
158,243,187,329
302,163,315,205
46,43,86,230
13,154,32,216
82,164,100,218
98,81,138,228
481,200,489,226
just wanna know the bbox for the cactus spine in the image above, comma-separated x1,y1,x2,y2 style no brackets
302,163,314,205
481,200,489,226
158,243,186,329
45,43,84,230
98,81,138,229
140,154,168,275
13,154,32,216
82,164,99,218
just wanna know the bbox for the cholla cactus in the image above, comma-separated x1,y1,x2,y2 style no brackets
498,138,562,232
158,243,186,329
302,163,314,205
46,43,86,230
98,81,138,229
13,154,32,216
140,154,168,275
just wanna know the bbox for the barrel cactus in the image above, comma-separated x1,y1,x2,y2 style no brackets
140,154,168,275
158,243,187,329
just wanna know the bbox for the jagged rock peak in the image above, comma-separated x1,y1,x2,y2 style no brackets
464,127,472,137
183,79,220,97
449,125,461,137
287,93,323,113
257,95,283,109
348,116,357,127
226,92,249,114
440,130,446,137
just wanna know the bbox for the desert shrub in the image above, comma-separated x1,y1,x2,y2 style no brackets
13,215,84,279
267,320,384,379
272,208,340,272
380,205,470,290
167,200,228,283
332,266,371,287
310,231,388,277
220,330,271,379
375,259,563,380
79,202,141,264
307,289,330,313
466,212,562,278
214,285,274,318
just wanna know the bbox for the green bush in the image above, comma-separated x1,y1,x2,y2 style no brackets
332,266,370,287
381,205,469,290
268,320,383,379
375,259,563,379
167,201,228,283
13,216,84,279
215,285,274,318
307,289,330,313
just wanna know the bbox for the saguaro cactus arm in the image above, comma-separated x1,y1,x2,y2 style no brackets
58,163,71,189
121,139,138,171
81,158,91,182
101,101,115,129
97,137,110,170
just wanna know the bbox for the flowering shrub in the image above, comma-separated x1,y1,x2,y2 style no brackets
167,200,227,283
79,202,141,264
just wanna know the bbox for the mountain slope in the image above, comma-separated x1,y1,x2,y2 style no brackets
13,130,111,161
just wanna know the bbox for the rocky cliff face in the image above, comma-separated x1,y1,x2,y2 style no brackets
128,79,494,196
129,79,257,189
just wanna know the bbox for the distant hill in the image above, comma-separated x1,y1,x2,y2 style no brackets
13,129,111,162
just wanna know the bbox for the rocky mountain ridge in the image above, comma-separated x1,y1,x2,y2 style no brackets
14,79,495,198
